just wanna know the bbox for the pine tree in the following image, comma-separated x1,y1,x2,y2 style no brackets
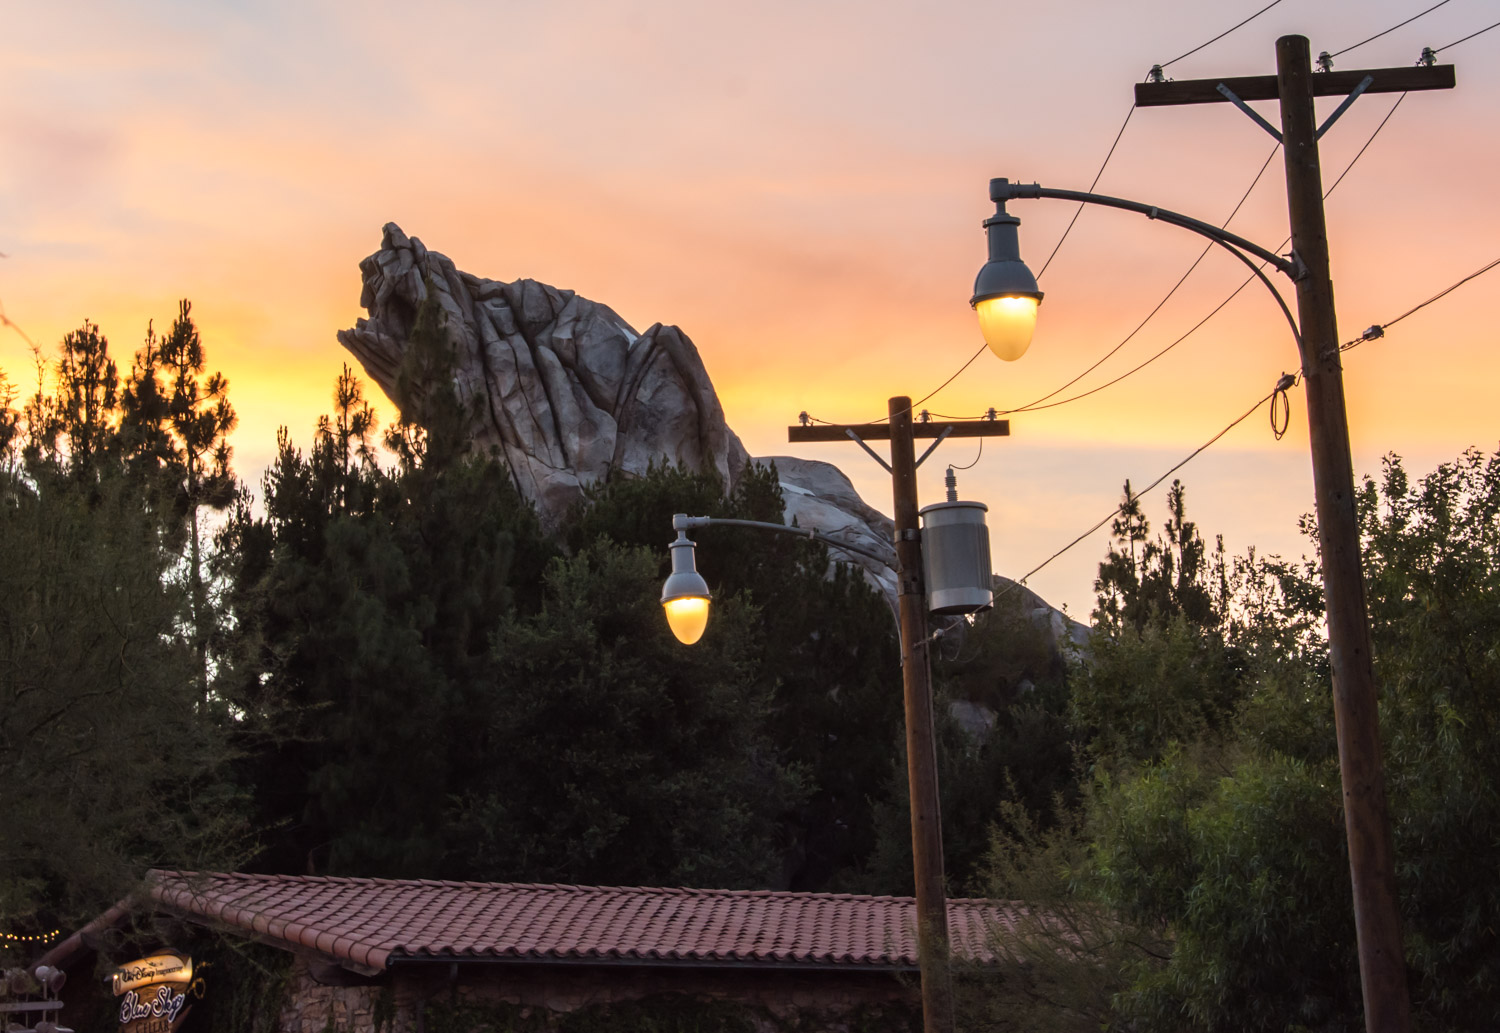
154,302,235,692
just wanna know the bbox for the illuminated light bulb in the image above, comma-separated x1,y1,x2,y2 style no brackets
663,595,711,645
661,525,712,644
971,188,1043,362
975,294,1040,361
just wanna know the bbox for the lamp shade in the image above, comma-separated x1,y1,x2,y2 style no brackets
971,203,1042,361
974,295,1040,362
662,534,712,644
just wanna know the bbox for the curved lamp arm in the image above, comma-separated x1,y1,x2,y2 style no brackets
989,178,1304,347
673,513,897,571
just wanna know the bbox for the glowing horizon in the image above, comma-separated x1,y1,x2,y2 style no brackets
4,0,1497,614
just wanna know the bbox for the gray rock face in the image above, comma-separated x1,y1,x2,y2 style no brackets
338,224,749,528
767,455,898,602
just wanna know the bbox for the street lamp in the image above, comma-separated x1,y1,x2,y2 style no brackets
663,441,1006,1033
661,528,711,645
970,196,1043,361
975,36,1456,1033
661,513,921,645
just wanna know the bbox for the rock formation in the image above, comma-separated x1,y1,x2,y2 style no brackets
336,225,1080,635
338,224,750,528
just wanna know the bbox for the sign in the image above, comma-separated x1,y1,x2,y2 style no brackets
111,951,197,1033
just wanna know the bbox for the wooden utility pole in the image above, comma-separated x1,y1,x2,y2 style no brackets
1136,36,1455,1033
789,401,1010,1033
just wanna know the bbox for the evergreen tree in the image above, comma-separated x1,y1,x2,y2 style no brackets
223,300,555,876
971,450,1500,1032
154,301,238,691
464,539,805,888
564,460,903,889
0,325,245,948
52,320,119,479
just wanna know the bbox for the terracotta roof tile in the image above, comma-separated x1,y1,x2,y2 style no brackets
146,871,1019,973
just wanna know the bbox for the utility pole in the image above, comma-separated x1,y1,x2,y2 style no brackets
789,400,1010,1033
1136,36,1455,1033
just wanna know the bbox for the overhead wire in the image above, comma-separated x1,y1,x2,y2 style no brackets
1000,385,1278,597
1003,143,1281,415
1035,104,1137,281
986,77,1408,420
1323,93,1406,197
804,2,1475,432
1330,0,1454,59
948,438,984,471
1157,0,1289,70
827,1,1288,429
1433,19,1500,52
999,251,1500,597
1340,255,1500,355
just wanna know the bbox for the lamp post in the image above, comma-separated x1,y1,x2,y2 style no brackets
978,36,1454,1033
664,413,1011,1033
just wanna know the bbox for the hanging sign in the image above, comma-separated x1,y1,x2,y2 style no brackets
111,950,197,1033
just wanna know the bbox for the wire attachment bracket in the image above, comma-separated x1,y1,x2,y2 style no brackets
844,428,893,474
914,426,954,470
1216,83,1283,142
1317,75,1375,139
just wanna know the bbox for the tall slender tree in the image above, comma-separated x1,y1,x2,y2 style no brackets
158,301,238,691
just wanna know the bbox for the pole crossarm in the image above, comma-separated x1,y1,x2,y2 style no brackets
991,180,1300,278
789,419,1008,443
1134,63,1454,107
672,514,896,570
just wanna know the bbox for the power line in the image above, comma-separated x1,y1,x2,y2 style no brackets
1159,0,1290,70
1435,18,1500,52
1003,253,1499,597
1009,275,1260,414
997,80,1406,418
902,342,989,419
860,98,1136,427
1007,143,1281,415
948,437,983,471
860,2,1298,427
1035,104,1136,281
1323,94,1406,197
1330,0,1454,59
1001,385,1277,595
1340,255,1500,355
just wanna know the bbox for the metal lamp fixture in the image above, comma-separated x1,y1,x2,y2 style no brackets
661,528,711,645
970,178,1043,361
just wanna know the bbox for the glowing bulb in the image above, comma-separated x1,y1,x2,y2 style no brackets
663,596,710,645
975,295,1039,361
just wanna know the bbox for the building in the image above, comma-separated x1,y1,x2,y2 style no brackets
34,870,1023,1032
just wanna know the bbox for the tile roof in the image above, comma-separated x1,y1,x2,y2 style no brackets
145,871,1020,975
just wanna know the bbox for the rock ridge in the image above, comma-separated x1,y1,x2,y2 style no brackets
338,223,750,528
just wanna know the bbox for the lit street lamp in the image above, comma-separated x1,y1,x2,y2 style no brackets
970,195,1043,362
661,514,896,646
665,424,1008,1033
976,35,1454,1033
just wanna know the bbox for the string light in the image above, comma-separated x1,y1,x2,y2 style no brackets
0,929,62,945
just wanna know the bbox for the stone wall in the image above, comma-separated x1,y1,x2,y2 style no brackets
274,956,916,1033
277,960,385,1033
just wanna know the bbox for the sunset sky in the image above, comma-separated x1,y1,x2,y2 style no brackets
3,0,1496,615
